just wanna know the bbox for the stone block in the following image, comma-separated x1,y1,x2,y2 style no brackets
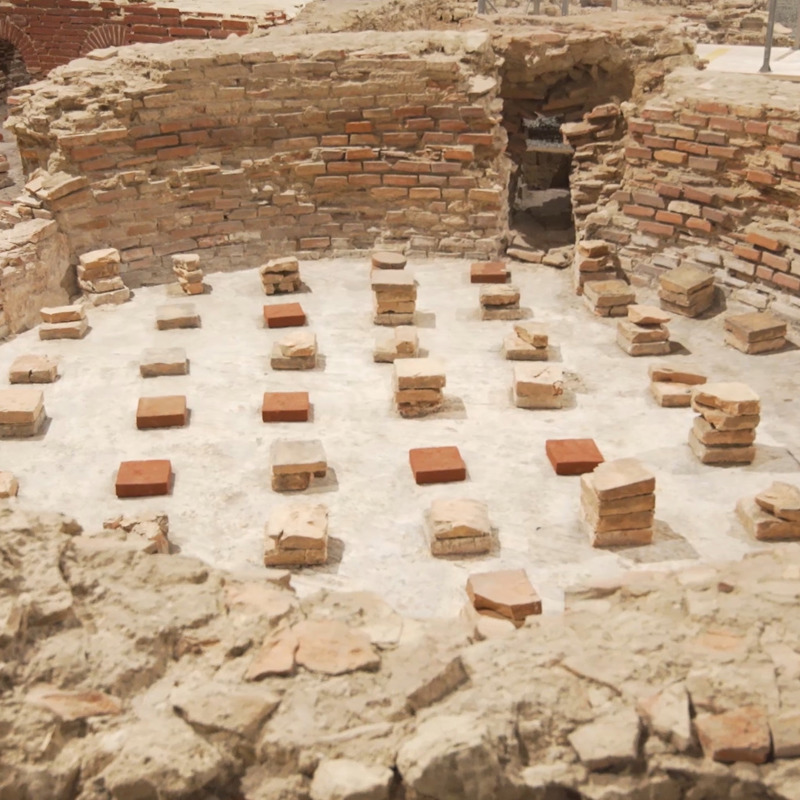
755,481,800,522
427,499,491,540
262,392,310,423
470,261,509,284
628,304,671,325
0,388,44,426
374,311,415,326
736,496,800,541
650,381,693,407
771,712,800,759
371,251,406,269
585,458,655,501
40,305,86,323
466,568,541,621
503,333,548,361
688,432,755,465
692,417,755,446
583,279,635,309
617,320,669,344
409,446,466,485
394,358,446,390
659,264,714,295
9,355,58,384
724,311,786,343
270,342,316,371
139,348,188,378
514,364,564,409
481,306,524,321
513,322,548,347
39,319,89,340
77,247,120,280
263,302,306,328
265,503,328,567
724,332,785,354
546,439,604,475
136,396,187,429
271,439,326,491
695,706,770,764
479,284,520,307
371,271,416,293
616,334,671,357
115,460,172,498
691,382,760,416
156,303,200,330
86,287,131,306
0,470,19,498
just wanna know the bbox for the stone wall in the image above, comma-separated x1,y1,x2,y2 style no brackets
7,31,508,286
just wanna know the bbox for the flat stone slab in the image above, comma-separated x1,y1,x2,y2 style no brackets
136,396,187,429
470,261,509,284
691,382,760,416
650,381,693,407
278,330,317,358
371,251,407,269
724,331,784,355
546,439,604,475
409,446,466,485
648,365,707,385
688,432,755,465
755,481,800,522
139,347,188,378
583,280,635,307
628,304,671,325
466,568,541,621
394,358,446,390
503,333,548,361
584,458,655,501
568,708,641,771
371,271,415,291
266,503,328,554
724,311,786,343
659,265,714,295
271,439,327,476
427,499,491,540
262,392,310,423
514,364,564,409
0,470,19,498
9,355,58,384
736,496,800,541
0,387,44,425
39,319,89,340
263,302,306,328
115,460,172,498
480,284,520,306
40,305,86,323
156,303,200,330
695,706,770,764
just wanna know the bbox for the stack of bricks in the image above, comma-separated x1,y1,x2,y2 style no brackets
658,265,714,318
582,279,635,317
374,326,419,363
260,256,302,295
724,311,786,355
581,458,655,547
372,271,416,326
39,305,88,340
393,357,445,418
0,388,47,438
617,304,671,356
271,439,327,492
513,364,564,409
503,322,549,361
689,382,760,465
264,503,328,567
649,364,707,408
77,248,130,306
572,240,618,294
480,285,522,320
426,499,492,557
171,254,205,296
8,354,58,384
271,331,317,370
737,482,800,542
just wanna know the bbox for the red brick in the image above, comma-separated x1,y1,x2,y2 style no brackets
625,146,652,160
745,121,769,136
703,207,730,225
746,169,778,186
656,210,683,225
679,112,709,128
755,265,775,281
321,135,348,146
262,391,310,422
655,182,682,199
707,145,738,160
624,204,655,219
643,135,675,149
438,120,469,133
299,237,329,250
457,133,494,147
409,187,440,200
709,116,743,133
676,140,707,156
363,161,391,174
545,439,604,476
345,121,372,134
422,132,454,146
654,150,687,165
384,174,418,187
136,395,187,429
733,244,761,263
383,132,418,147
773,272,800,291
696,101,730,115
157,144,197,160
470,261,508,284
406,117,435,131
314,176,348,190
348,174,381,188
627,118,654,134
409,446,466,485
780,143,800,159
350,134,379,146
327,162,362,174
639,220,674,237
115,460,172,498
642,107,674,121
688,156,719,172
442,147,473,162
686,217,712,233
683,186,714,204
134,134,179,151
695,706,770,765
762,251,790,271
393,105,425,119
395,160,431,174
698,130,728,146
768,124,798,143
263,302,306,328
746,231,783,252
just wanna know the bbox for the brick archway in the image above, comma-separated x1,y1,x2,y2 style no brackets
79,24,131,57
0,18,41,74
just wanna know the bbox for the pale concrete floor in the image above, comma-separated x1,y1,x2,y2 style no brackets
697,43,800,79
1,258,799,617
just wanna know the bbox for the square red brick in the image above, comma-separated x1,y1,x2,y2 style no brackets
115,460,172,498
470,261,509,284
545,439,604,475
263,302,306,328
409,446,467,485
136,396,187,429
262,391,310,422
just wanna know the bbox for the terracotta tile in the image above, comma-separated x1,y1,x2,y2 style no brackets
546,439,604,475
409,446,466,485
470,261,509,284
262,392,310,422
136,396,187,429
466,568,542,621
263,302,306,328
115,460,172,498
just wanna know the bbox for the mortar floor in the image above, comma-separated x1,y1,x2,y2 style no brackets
2,258,799,616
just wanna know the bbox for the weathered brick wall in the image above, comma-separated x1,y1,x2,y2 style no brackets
7,32,507,286
0,0,285,77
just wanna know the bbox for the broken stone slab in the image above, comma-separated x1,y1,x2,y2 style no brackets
693,417,756,447
691,382,760,416
637,683,693,752
585,458,655,501
724,311,786,343
588,525,654,548
40,304,86,323
466,568,541,622
77,247,121,281
583,279,635,308
139,347,188,377
724,331,785,355
513,363,564,409
568,707,642,771
628,304,671,325
245,628,299,679
264,538,327,567
0,471,19,498
267,503,328,550
479,284,520,307
103,512,171,554
695,706,770,764
513,321,548,347
394,357,446,390
688,433,756,466
79,275,126,293
375,325,420,363
86,287,131,306
617,336,671,357
26,685,122,721
271,343,316,371
756,482,800,522
481,306,524,321
580,478,655,517
649,364,707,384
460,600,519,638
426,499,491,557
278,330,317,358
8,354,58,384
271,440,327,492
770,712,800,759
650,381,694,408
503,332,548,361
736,497,800,541
690,397,760,430
156,303,200,330
39,318,89,340
294,620,380,675
617,320,669,344
310,758,393,800
578,239,610,257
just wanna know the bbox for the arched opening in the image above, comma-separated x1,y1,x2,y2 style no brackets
0,38,32,195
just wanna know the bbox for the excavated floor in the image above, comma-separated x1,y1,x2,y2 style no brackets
1,257,799,617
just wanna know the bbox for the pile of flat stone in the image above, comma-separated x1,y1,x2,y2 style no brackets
737,482,800,541
426,499,492,556
8,354,57,384
171,254,205,296
581,457,655,547
649,364,707,407
0,388,46,438
465,569,542,632
270,439,327,492
724,311,786,354
689,382,760,465
374,326,419,363
271,331,317,370
372,271,416,325
503,322,549,361
617,304,671,356
513,363,564,409
480,284,522,320
39,305,88,340
394,357,445,418
583,279,635,317
659,265,714,318
573,239,617,293
77,248,131,306
264,503,328,566
260,256,302,295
